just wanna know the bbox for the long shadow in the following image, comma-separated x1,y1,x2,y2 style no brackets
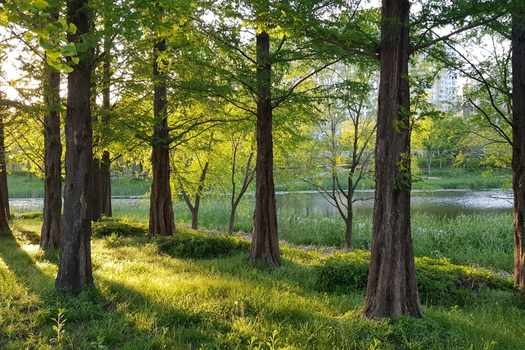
4,224,521,349
0,227,216,349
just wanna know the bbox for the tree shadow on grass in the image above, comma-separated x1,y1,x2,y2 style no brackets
0,228,217,349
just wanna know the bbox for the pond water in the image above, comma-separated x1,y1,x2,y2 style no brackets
9,190,513,218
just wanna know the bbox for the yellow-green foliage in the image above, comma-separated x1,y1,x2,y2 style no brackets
0,218,524,349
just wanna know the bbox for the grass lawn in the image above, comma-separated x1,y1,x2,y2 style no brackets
1,217,524,349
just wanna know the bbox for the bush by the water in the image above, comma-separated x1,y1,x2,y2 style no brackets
317,251,514,305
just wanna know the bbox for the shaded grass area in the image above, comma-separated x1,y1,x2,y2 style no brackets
1,218,525,349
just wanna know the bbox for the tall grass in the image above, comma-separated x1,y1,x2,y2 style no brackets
110,196,514,272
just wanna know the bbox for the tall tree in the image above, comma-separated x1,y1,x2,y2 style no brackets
55,0,94,293
99,2,113,217
251,30,280,266
149,38,174,236
40,0,63,250
0,112,9,221
0,113,9,233
41,54,62,249
512,0,525,288
197,0,340,266
364,0,421,318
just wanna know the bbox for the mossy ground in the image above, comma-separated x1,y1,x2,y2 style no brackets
1,218,524,349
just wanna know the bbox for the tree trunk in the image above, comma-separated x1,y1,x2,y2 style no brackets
55,0,94,293
228,204,237,233
345,175,353,250
99,17,112,217
41,56,62,250
191,160,209,230
0,114,9,220
89,157,102,221
364,0,421,318
512,0,525,289
0,115,9,234
100,151,112,216
149,39,174,236
250,31,280,267
191,207,199,230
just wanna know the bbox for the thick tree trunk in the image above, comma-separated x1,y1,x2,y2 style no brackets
41,57,62,250
364,0,421,318
250,31,280,267
0,115,9,234
0,114,9,220
512,1,525,288
149,39,174,236
55,0,94,293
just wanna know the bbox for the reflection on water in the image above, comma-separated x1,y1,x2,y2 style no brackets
276,190,513,218
9,190,513,218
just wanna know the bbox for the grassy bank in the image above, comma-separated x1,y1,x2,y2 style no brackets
7,174,151,198
107,198,514,273
7,168,512,198
1,218,524,349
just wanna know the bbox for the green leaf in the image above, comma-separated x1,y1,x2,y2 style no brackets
68,23,77,34
62,43,77,57
32,0,49,10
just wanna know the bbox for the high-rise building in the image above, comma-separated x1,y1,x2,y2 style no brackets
430,69,459,112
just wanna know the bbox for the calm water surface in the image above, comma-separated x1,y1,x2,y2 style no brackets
9,190,513,218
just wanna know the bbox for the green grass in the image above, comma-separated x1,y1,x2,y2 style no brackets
6,167,512,198
109,196,514,273
1,217,525,349
412,168,512,190
7,173,151,198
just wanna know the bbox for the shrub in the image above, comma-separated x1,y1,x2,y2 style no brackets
92,219,147,237
157,232,250,259
316,251,513,305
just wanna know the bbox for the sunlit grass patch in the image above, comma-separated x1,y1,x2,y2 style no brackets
0,217,524,349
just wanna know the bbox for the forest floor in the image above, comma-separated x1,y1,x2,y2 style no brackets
1,217,524,349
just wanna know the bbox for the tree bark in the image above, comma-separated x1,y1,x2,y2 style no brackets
41,55,62,250
0,115,9,234
250,31,280,267
55,0,94,293
100,151,112,216
512,0,525,289
99,13,112,217
0,114,9,220
149,39,174,236
364,0,421,318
